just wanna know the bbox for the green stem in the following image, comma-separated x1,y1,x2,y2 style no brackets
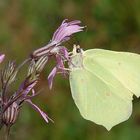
4,126,10,140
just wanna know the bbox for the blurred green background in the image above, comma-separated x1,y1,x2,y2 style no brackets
1,0,140,140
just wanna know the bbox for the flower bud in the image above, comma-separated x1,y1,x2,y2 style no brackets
2,102,19,126
28,55,48,77
1,62,17,88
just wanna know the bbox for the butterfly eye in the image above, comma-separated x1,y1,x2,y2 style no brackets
76,48,81,53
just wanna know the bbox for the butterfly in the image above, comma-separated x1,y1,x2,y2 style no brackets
69,45,140,130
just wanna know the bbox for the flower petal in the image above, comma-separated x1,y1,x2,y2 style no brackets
48,67,57,89
0,54,5,63
17,78,37,96
59,47,69,60
26,99,51,123
51,19,84,44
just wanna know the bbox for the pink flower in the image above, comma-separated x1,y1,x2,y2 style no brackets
32,19,84,58
31,19,84,89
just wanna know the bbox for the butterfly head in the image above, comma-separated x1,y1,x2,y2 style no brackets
73,45,83,55
69,45,84,69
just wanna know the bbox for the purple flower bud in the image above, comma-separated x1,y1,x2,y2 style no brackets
0,54,5,63
2,102,19,126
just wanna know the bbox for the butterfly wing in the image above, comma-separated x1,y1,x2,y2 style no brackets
84,49,140,97
69,67,132,130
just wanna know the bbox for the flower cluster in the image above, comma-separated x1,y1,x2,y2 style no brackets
0,56,51,129
32,19,84,89
32,19,84,58
0,19,84,136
